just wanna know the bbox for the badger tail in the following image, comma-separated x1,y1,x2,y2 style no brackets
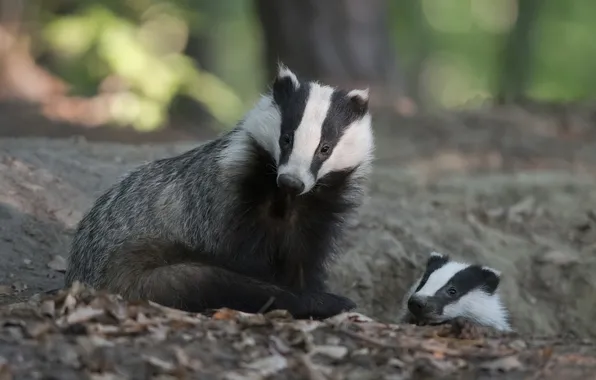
99,238,320,316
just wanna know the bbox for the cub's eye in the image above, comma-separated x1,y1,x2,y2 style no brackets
447,287,457,296
281,134,292,146
319,144,330,154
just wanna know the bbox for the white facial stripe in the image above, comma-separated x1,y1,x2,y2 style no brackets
442,289,512,331
245,96,281,161
218,95,281,170
415,261,469,297
277,83,334,194
318,113,374,178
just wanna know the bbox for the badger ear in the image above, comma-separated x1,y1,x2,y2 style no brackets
425,251,448,269
429,251,444,259
347,88,369,114
273,63,300,104
481,266,501,294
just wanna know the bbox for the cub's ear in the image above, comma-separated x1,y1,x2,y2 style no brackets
426,251,448,267
347,88,370,114
273,63,300,104
481,266,501,294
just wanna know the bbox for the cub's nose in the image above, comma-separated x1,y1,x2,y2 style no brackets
407,295,429,318
277,174,305,195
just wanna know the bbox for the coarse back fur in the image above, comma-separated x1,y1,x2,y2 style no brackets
398,252,512,332
64,64,375,319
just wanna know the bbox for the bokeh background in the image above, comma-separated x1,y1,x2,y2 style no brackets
1,0,595,137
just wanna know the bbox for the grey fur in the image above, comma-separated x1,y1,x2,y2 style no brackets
64,68,374,319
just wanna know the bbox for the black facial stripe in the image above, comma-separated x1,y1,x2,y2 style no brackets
274,81,311,167
434,265,500,306
309,89,367,176
415,254,449,292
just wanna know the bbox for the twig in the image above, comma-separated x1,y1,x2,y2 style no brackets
257,297,275,314
336,326,399,349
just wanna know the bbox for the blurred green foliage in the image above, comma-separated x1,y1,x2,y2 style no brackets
37,0,257,131
33,0,596,131
391,0,596,107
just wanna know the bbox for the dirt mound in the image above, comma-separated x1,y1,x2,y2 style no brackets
0,105,595,343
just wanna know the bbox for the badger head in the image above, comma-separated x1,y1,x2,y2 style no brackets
231,64,374,196
403,251,512,332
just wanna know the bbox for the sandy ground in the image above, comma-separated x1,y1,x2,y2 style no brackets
0,102,596,378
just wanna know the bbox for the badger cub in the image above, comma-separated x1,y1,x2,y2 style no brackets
64,64,375,320
398,251,512,332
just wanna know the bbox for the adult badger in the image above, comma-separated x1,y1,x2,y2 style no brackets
64,65,375,320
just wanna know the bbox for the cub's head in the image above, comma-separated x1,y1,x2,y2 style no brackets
239,64,374,196
402,251,512,332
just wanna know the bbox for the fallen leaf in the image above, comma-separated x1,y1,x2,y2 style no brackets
47,255,67,272
269,336,292,354
88,373,127,380
66,306,105,324
60,294,78,315
326,312,375,324
480,355,523,372
222,372,260,380
143,355,176,374
243,355,288,376
40,299,55,318
433,351,445,360
311,345,349,360
212,308,239,320
264,309,293,320
387,358,405,368
293,320,322,333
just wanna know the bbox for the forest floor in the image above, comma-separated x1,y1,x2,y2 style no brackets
0,100,596,379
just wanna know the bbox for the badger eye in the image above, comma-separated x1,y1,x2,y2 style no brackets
319,145,330,154
447,287,457,296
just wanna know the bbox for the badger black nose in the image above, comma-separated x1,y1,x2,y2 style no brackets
407,296,427,317
277,174,305,194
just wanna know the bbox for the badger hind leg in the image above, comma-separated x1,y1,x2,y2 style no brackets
101,239,356,318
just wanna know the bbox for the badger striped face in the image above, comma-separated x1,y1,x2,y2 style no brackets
256,65,374,195
405,251,512,331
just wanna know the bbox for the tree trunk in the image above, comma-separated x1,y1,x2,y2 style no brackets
254,0,409,111
495,0,542,104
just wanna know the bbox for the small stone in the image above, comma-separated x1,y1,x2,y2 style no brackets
0,285,12,296
47,255,67,272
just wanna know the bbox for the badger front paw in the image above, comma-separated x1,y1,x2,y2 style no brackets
276,291,356,320
308,292,357,320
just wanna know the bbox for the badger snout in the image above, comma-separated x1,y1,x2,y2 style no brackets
407,295,436,319
277,174,305,195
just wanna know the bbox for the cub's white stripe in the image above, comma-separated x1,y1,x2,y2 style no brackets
415,261,469,297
